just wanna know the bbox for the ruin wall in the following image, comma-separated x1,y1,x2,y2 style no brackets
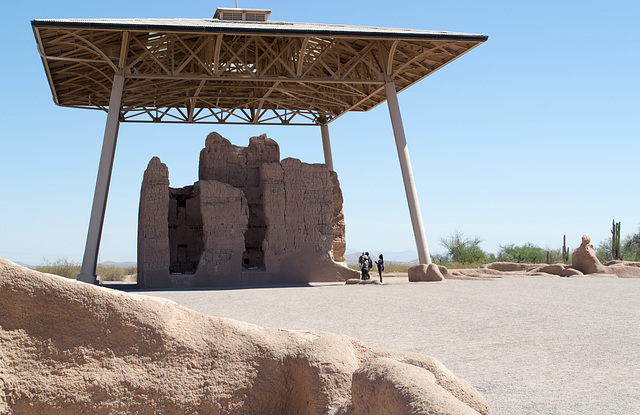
137,133,357,288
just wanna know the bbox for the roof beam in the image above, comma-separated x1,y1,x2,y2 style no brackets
124,73,385,84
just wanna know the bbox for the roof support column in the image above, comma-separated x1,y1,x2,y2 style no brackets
77,73,125,283
320,123,334,171
384,78,431,265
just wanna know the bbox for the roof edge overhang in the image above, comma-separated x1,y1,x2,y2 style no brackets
30,19,488,43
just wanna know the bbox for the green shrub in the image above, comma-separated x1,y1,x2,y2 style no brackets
97,264,137,282
596,230,640,263
34,258,136,282
622,230,640,261
497,243,546,263
596,238,613,263
35,258,81,279
440,231,487,265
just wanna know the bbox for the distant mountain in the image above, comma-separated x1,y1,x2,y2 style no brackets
344,249,418,265
8,260,137,269
100,261,137,268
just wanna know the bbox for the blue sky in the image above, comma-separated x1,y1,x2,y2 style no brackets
1,0,638,265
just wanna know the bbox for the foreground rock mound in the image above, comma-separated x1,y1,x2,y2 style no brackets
0,259,490,415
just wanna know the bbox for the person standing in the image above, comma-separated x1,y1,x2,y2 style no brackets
358,252,366,280
375,254,384,283
359,252,370,280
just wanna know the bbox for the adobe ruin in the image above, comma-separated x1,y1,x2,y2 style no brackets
137,132,358,288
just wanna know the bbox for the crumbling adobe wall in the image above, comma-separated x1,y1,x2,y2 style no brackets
199,133,279,269
262,158,346,280
330,171,346,262
137,132,357,288
137,157,170,288
199,132,280,185
198,180,248,283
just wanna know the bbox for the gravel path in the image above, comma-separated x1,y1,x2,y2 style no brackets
137,277,640,415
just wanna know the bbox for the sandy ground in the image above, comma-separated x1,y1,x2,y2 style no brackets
132,276,640,415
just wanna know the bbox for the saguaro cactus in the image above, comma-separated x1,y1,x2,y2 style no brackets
562,235,569,263
612,220,622,260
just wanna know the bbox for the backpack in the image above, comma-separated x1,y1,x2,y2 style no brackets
360,256,368,270
368,257,373,269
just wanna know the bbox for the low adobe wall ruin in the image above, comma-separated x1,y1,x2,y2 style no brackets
137,132,358,288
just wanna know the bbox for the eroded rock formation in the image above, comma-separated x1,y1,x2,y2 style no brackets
571,235,607,274
138,133,358,288
0,259,491,415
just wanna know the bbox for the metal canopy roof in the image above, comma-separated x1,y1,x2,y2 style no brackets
32,17,487,125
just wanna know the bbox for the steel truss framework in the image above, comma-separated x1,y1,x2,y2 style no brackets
33,19,486,125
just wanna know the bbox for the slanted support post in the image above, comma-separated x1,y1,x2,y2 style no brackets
384,78,431,265
320,118,334,171
77,73,125,283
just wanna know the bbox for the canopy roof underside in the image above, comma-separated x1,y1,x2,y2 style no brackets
32,18,487,125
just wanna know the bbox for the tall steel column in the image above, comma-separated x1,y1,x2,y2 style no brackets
320,123,334,171
77,73,125,283
384,79,431,265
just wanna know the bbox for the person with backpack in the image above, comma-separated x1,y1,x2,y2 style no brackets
359,252,370,280
375,254,384,283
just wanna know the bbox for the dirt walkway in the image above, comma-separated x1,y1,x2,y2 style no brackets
138,277,640,415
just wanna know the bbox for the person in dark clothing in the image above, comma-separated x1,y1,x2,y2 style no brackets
375,254,384,283
358,252,369,280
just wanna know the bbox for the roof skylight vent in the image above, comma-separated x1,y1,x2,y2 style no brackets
213,8,271,22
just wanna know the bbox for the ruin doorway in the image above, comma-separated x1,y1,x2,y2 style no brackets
168,186,204,274
243,201,266,270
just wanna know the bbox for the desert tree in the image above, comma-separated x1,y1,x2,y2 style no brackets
440,230,487,265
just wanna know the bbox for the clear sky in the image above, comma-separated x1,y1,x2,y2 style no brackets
1,0,638,265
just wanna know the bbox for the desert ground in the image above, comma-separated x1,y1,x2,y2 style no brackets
137,275,640,415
